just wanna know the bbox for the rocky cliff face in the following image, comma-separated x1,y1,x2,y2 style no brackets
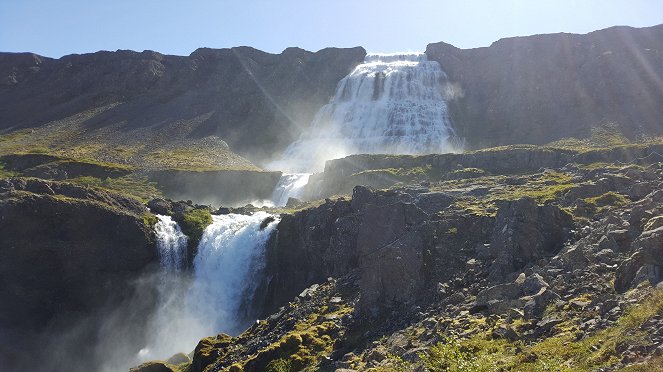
170,143,663,371
3,25,662,166
426,24,663,148
0,46,366,163
0,178,157,370
306,142,663,199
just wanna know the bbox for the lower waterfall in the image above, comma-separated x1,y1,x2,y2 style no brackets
155,214,188,271
138,212,279,362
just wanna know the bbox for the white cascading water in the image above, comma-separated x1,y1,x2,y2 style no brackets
154,214,188,271
271,173,311,207
187,212,278,335
271,52,460,173
138,212,279,362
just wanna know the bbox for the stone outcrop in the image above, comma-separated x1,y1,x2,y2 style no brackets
615,226,663,292
488,197,573,282
256,186,433,317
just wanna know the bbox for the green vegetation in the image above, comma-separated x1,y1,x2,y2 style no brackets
0,121,260,173
448,168,487,179
583,191,630,213
547,124,632,151
238,301,353,371
421,337,506,372
142,212,159,228
351,164,439,183
266,358,293,372
179,208,213,245
244,321,338,371
69,175,162,202
144,147,259,171
446,171,575,217
0,163,17,178
412,289,663,371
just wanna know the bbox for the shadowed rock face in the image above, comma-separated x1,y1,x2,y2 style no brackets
0,47,366,163
426,24,663,149
0,178,156,330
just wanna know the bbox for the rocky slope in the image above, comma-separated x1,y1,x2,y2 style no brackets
426,24,663,149
0,46,366,165
134,143,663,372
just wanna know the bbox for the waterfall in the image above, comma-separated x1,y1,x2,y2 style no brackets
271,173,311,207
187,212,279,335
138,212,279,362
154,215,188,271
273,52,460,172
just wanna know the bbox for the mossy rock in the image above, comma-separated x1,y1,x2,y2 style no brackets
192,334,233,372
179,208,213,246
143,212,159,228
582,191,630,213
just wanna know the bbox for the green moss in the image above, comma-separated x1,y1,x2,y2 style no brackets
576,162,637,171
546,124,633,152
407,291,663,371
266,358,292,372
582,192,630,213
26,146,50,154
145,148,260,172
142,212,159,228
420,337,515,372
447,171,576,217
180,209,213,245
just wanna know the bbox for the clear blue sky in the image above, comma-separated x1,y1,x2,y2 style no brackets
1,0,662,58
